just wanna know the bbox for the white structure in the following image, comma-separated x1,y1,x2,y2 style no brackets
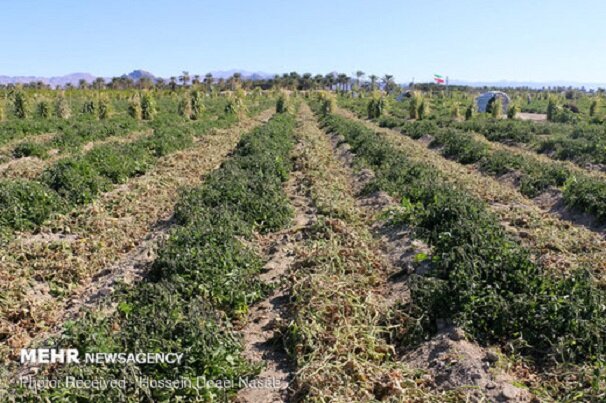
475,91,510,113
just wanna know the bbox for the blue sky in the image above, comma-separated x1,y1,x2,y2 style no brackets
1,0,604,83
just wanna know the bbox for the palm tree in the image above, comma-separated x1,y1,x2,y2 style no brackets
337,73,348,92
204,73,213,92
355,71,365,90
179,71,190,87
192,74,201,87
234,72,242,89
369,75,378,91
302,73,312,90
139,77,153,90
92,77,105,91
313,74,323,90
382,74,394,94
325,73,336,91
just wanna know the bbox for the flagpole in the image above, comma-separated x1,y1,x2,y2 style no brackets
446,76,449,97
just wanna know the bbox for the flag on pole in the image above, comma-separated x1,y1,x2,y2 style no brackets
434,74,445,84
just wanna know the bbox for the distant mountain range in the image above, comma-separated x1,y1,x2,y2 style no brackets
1,69,604,90
0,69,274,87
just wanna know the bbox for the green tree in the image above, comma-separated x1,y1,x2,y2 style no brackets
369,75,378,91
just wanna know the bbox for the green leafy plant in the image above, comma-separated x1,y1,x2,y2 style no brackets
141,92,157,120
98,94,111,119
54,93,71,119
190,89,204,120
36,99,51,119
13,91,29,119
127,94,142,120
0,180,63,232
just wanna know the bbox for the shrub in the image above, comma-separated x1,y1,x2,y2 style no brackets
36,99,51,119
450,103,460,119
316,91,336,116
141,92,157,120
54,94,71,119
418,98,430,120
507,103,519,119
224,94,247,118
190,89,204,120
98,95,111,119
409,92,420,119
276,92,290,113
81,99,96,115
367,93,387,119
465,103,474,120
13,91,29,119
589,99,599,117
128,95,142,120
491,97,503,118
547,97,558,121
178,95,192,119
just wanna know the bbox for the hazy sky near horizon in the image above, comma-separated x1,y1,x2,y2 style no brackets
2,0,604,83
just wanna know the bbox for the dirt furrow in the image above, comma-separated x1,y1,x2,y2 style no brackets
237,175,308,402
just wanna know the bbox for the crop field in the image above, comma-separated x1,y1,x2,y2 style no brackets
0,85,604,403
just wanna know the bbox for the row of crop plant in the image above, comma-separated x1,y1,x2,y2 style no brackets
11,112,296,401
0,99,252,239
312,105,605,399
341,94,606,166
343,99,606,224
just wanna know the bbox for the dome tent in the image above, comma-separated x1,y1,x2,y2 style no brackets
475,91,510,113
